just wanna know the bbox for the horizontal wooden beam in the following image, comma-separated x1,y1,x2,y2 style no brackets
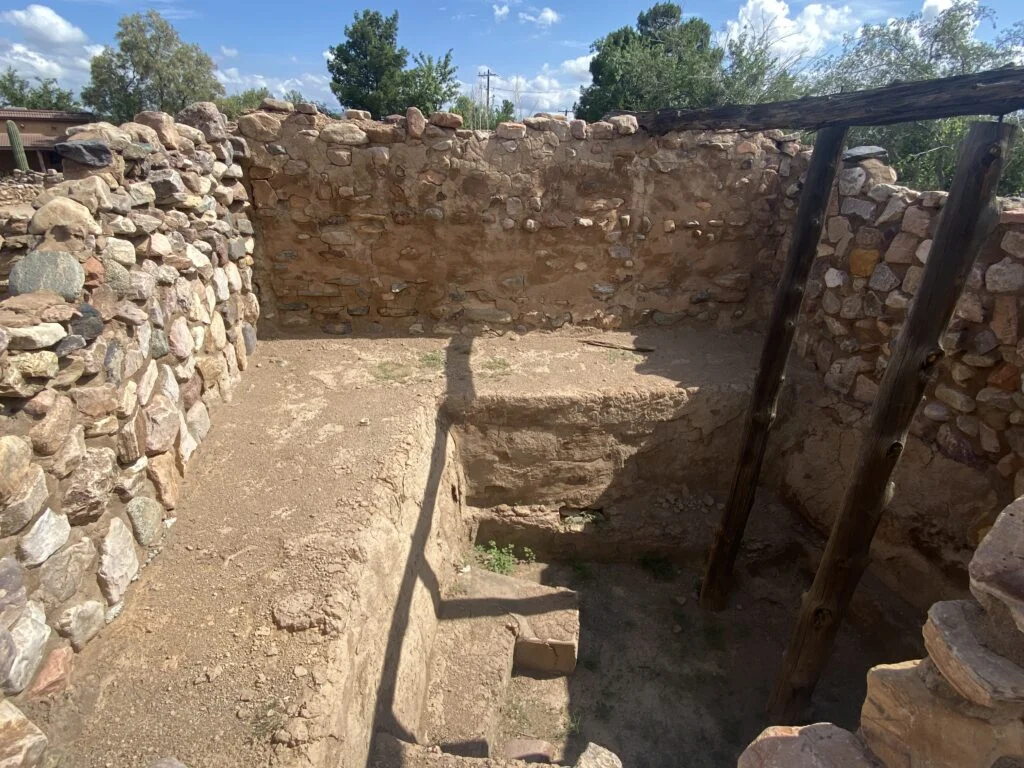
615,66,1024,133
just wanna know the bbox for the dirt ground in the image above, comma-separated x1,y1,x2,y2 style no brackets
492,498,925,768
18,327,922,767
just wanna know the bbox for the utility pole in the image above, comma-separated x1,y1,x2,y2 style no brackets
479,69,497,128
562,108,573,119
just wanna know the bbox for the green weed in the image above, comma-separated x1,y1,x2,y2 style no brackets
474,540,535,575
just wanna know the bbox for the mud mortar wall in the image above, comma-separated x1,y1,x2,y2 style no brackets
236,104,808,334
0,105,259,713
767,156,1024,607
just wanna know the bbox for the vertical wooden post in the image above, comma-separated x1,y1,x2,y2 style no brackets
700,126,848,610
766,121,1017,724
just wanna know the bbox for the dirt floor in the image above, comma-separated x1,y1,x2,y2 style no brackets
491,499,924,768
19,327,921,767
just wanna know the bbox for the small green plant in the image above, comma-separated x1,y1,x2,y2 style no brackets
703,616,726,652
639,554,675,581
482,356,510,374
419,350,444,369
571,560,592,581
474,540,535,574
371,361,411,381
566,711,583,736
246,698,285,745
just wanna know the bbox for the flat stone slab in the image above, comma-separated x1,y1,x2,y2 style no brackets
372,734,549,766
924,599,1024,708
457,569,579,675
738,723,877,767
970,497,1024,632
861,659,1024,768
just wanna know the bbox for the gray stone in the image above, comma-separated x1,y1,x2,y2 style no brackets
28,198,100,236
55,334,86,357
145,394,180,455
574,743,622,768
6,323,66,350
186,401,211,442
18,510,70,567
55,600,105,651
50,425,85,479
36,538,96,606
62,448,117,524
55,139,113,167
0,601,50,694
175,102,227,142
838,167,867,196
986,257,1024,293
0,700,47,766
0,465,48,538
71,304,104,340
9,251,85,301
868,263,901,292
0,437,32,507
98,518,139,605
319,122,369,145
149,168,186,197
0,557,27,628
935,383,976,413
126,497,164,546
840,197,876,220
923,401,951,422
842,146,888,162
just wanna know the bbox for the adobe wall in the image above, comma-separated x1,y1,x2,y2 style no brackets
236,103,809,334
0,103,257,719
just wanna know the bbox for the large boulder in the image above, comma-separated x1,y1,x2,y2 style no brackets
175,102,227,142
134,111,180,148
27,198,101,237
8,251,85,302
738,724,877,767
55,139,113,168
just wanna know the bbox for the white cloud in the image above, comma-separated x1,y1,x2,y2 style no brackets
1,4,87,46
220,45,238,58
0,5,101,93
493,4,510,21
216,67,336,103
519,7,561,27
921,0,953,20
724,0,859,57
465,54,591,115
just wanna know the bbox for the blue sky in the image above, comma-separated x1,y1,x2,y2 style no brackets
0,0,1021,114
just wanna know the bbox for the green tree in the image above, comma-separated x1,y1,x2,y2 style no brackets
82,11,224,123
327,10,408,117
810,1,1024,194
0,68,81,111
450,94,515,130
216,87,271,119
496,99,515,123
719,30,802,105
575,3,725,121
326,10,460,117
403,52,459,115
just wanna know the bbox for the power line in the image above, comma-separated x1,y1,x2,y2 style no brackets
479,69,498,121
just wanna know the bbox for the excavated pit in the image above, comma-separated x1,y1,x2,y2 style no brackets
411,389,926,768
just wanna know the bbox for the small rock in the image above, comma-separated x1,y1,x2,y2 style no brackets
56,600,105,651
0,700,47,766
98,518,139,606
126,497,164,547
18,510,70,567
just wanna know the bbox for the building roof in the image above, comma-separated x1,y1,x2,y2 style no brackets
0,132,58,151
0,108,95,123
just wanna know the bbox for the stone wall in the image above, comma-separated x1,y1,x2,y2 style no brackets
236,102,808,334
0,103,257,726
0,169,60,206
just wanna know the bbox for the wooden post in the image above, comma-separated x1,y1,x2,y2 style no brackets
700,126,848,611
766,120,1017,724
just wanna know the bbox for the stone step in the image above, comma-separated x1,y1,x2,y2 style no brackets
969,497,1024,631
372,734,620,767
738,723,878,767
423,592,518,757
372,733,551,766
924,599,1024,708
421,569,579,758
458,569,579,675
860,658,1024,768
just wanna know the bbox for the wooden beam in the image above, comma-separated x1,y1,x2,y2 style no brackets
615,67,1024,133
700,126,848,611
766,120,1017,725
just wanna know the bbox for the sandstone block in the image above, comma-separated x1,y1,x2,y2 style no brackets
738,723,877,767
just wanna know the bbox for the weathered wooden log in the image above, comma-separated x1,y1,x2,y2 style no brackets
766,120,1017,724
615,67,1024,133
699,126,848,611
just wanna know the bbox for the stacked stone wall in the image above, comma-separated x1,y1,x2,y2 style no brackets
796,151,1024,516
0,169,61,206
236,103,809,334
0,102,258,732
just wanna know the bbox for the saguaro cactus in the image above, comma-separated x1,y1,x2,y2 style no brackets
5,121,29,172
